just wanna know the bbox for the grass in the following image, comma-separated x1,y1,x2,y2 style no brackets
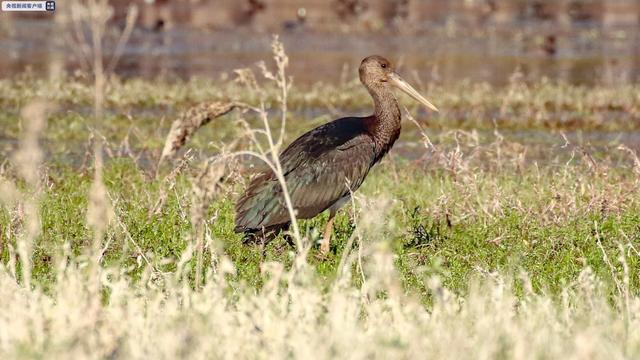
1,73,639,140
7,152,637,299
1,76,638,296
0,73,639,357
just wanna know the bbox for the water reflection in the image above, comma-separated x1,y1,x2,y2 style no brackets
0,6,638,86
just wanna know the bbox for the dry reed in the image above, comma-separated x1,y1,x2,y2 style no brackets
158,100,245,167
0,17,639,359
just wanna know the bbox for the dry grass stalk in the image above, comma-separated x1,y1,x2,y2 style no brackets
106,5,138,74
2,73,640,360
87,144,114,261
190,157,228,288
158,101,245,167
66,0,138,139
257,35,291,147
233,38,304,249
617,144,640,177
161,36,305,251
12,101,50,288
67,0,112,122
66,0,137,78
149,150,193,218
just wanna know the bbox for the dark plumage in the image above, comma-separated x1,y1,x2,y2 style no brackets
234,55,438,253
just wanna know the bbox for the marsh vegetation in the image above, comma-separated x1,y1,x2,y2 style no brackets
1,57,640,357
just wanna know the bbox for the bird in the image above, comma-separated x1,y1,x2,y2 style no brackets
234,55,438,254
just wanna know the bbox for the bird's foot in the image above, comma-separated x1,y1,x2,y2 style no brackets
316,236,331,259
318,213,335,258
315,249,330,261
319,241,330,255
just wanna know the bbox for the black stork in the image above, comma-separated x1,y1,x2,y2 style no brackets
234,55,438,254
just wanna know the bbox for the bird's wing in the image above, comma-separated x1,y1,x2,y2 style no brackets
235,118,376,232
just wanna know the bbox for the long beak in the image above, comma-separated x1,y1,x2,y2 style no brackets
389,72,439,112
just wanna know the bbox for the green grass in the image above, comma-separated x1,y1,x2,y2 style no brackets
1,74,639,139
0,75,639,303
2,154,637,300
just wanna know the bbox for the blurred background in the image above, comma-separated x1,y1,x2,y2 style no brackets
1,0,639,86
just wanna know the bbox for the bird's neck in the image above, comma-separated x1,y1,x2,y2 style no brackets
369,91,401,153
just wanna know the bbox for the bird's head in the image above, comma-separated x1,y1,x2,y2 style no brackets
359,55,438,112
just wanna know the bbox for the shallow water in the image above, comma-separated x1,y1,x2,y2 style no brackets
2,110,639,167
1,19,639,86
1,16,639,164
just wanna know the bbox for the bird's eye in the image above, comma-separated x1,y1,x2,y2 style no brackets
381,63,387,68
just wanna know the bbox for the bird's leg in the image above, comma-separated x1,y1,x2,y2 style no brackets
320,211,336,255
